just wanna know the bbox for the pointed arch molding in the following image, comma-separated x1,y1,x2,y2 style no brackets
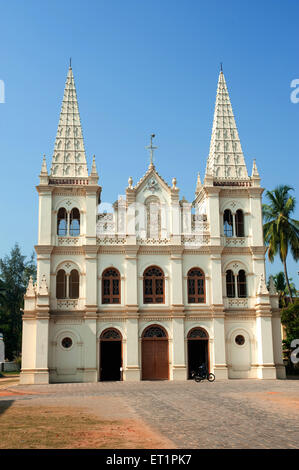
54,259,82,275
54,198,84,212
222,259,249,275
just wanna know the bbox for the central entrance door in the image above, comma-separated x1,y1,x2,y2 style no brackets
100,328,122,381
187,327,209,379
142,325,169,380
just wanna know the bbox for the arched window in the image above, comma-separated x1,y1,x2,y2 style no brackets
235,210,244,237
69,269,79,299
102,268,121,304
142,325,167,338
56,269,66,299
187,268,205,303
143,266,164,304
57,208,68,236
237,270,247,298
223,209,233,237
69,208,80,236
226,270,235,298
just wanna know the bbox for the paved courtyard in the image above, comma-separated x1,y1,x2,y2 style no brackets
1,379,299,448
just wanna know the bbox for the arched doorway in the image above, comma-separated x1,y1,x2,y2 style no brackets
142,325,169,380
187,328,209,379
100,328,122,381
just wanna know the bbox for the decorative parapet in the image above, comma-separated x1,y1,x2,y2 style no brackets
58,237,80,246
56,299,79,310
97,236,126,245
224,298,249,309
221,236,247,247
181,235,210,246
136,237,171,245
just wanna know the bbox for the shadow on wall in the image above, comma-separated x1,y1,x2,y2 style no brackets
0,400,14,416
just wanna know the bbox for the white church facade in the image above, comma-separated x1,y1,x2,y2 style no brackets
20,65,286,384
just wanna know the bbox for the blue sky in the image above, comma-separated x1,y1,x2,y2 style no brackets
0,0,298,286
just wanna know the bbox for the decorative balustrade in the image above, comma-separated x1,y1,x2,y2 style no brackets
136,237,171,245
56,299,79,310
181,234,210,246
224,298,249,309
58,237,80,246
97,235,126,245
222,237,247,247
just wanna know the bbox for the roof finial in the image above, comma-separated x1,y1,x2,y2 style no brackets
69,57,72,69
145,133,157,167
220,62,223,72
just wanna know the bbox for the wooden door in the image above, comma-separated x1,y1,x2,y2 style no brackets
142,338,168,380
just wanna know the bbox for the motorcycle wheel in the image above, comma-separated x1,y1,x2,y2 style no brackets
208,373,215,382
194,375,203,382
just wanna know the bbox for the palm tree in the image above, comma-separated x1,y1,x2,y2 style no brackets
270,271,297,307
263,185,299,303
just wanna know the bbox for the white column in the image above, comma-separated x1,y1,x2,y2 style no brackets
38,189,53,245
172,317,186,380
83,318,97,382
206,188,220,245
249,192,264,246
213,316,228,379
125,318,140,381
256,312,276,379
125,248,138,308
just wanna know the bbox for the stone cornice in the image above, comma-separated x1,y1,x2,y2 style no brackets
52,246,86,255
35,245,54,255
36,185,55,194
250,246,267,256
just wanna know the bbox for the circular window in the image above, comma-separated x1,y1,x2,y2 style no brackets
235,335,245,346
61,337,73,349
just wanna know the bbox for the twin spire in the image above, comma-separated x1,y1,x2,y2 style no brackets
205,69,249,181
50,63,89,178
47,63,256,187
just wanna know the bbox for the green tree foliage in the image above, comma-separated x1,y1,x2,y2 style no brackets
263,185,299,303
0,244,36,360
268,271,297,308
281,300,299,362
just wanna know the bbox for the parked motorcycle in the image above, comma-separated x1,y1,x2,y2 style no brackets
191,364,215,382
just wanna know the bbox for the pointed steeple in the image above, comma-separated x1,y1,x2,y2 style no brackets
50,64,88,178
39,154,49,185
90,154,98,176
251,159,261,187
89,154,99,184
205,69,249,181
251,159,260,177
195,172,202,195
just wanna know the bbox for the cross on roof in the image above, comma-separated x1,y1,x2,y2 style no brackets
146,133,158,166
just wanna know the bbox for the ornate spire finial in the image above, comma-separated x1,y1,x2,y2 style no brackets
91,155,98,174
39,275,49,296
146,133,157,167
26,276,35,297
40,154,48,175
251,159,260,177
257,274,269,296
195,172,202,194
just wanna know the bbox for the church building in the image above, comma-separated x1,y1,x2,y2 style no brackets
20,65,286,384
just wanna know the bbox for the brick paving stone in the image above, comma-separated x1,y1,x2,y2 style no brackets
4,379,299,448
